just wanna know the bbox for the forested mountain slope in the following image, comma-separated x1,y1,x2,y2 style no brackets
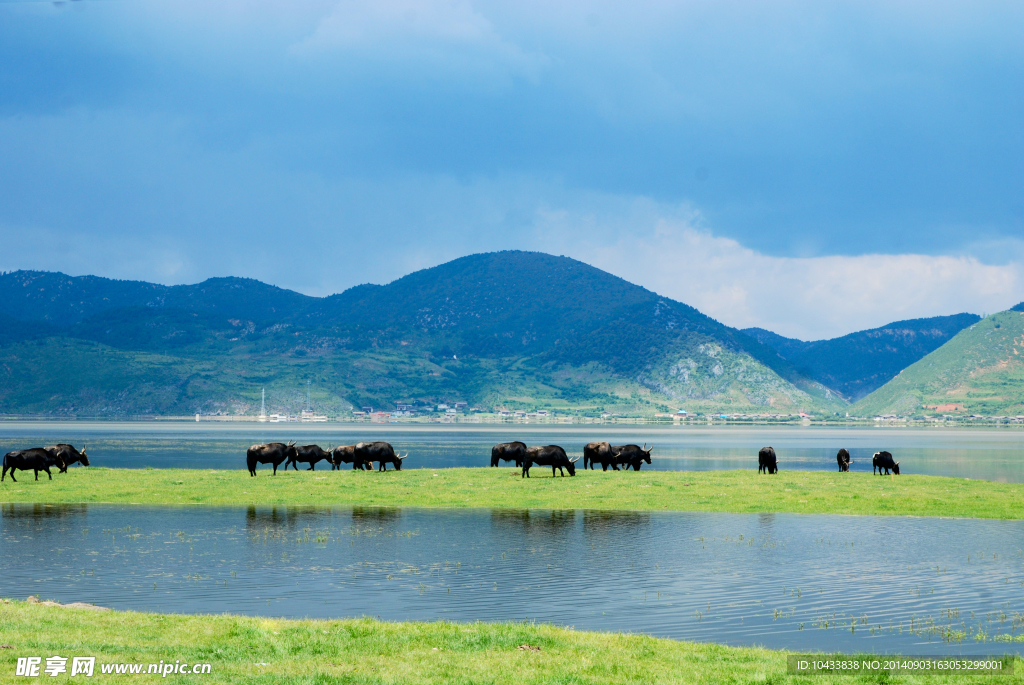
743,313,979,401
853,310,1024,417
0,253,842,416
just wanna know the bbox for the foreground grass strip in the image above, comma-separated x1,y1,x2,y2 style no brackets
1,601,1020,685
2,467,1023,519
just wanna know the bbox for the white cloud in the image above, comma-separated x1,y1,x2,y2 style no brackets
538,213,1024,340
290,0,547,79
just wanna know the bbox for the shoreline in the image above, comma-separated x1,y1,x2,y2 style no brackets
2,468,1022,519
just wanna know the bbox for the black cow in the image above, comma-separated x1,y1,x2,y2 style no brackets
47,444,90,473
331,445,373,470
491,441,527,467
758,446,778,474
287,444,332,471
246,442,298,476
583,442,618,471
355,442,407,471
613,443,653,471
521,445,577,478
3,448,65,482
836,448,851,472
872,451,900,475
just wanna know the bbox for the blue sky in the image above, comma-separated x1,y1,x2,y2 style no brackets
1,0,1022,338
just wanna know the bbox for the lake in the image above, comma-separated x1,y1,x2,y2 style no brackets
3,504,1023,655
2,421,1024,481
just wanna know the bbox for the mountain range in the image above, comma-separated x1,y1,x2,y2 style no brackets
0,252,994,417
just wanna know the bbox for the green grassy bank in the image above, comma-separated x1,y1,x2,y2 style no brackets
0,601,1019,685
2,467,1023,519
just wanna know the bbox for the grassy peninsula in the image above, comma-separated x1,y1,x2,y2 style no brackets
1,601,1020,685
2,467,1023,519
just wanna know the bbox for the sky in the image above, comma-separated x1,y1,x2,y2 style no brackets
0,0,1022,340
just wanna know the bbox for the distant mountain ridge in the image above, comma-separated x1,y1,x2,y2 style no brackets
0,253,840,417
0,271,309,326
853,311,1024,416
743,313,980,401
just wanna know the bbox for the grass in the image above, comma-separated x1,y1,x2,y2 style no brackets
1,600,1020,684
2,467,1023,519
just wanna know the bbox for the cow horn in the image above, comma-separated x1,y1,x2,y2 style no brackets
642,443,647,450
570,456,579,463
399,453,408,459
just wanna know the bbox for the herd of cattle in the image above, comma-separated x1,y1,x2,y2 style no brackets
1,444,90,482
245,441,408,475
489,441,654,477
758,446,901,475
245,440,901,477
1,439,902,481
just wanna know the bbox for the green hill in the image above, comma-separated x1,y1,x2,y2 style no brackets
852,309,1024,417
743,313,980,401
0,253,843,418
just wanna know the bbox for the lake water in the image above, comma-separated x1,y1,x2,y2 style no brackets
3,504,1023,655
2,421,1024,481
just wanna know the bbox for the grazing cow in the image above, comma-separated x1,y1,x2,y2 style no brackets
758,446,778,474
491,441,527,468
872,451,899,475
583,442,618,471
355,442,407,471
613,443,653,471
246,442,298,476
836,448,851,472
2,448,65,482
331,444,373,470
47,444,90,473
287,444,333,471
521,445,577,478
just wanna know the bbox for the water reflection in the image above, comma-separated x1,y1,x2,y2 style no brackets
3,504,1023,655
351,506,401,525
491,509,576,535
582,510,652,537
2,502,88,520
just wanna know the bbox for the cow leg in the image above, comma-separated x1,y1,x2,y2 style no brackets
35,469,40,481
6,468,15,483
45,467,52,480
